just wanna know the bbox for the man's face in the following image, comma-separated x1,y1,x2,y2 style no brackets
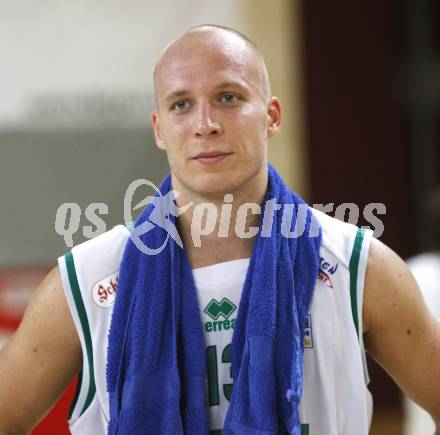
152,30,281,199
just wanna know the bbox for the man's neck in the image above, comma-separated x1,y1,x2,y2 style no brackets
174,175,267,269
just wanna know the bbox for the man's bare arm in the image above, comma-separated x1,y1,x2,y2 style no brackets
0,266,82,434
363,238,440,429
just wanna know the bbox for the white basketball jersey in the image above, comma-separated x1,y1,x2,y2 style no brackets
58,208,373,435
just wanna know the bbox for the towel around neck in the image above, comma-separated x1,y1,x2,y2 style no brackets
107,164,321,435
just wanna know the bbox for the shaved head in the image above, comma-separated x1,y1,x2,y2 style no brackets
153,24,271,107
149,24,282,202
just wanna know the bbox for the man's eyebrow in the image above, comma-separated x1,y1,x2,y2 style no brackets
163,81,250,102
164,90,189,102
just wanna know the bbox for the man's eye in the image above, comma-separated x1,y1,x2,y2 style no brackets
221,94,238,103
172,101,190,111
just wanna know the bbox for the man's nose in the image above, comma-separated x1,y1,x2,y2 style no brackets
194,103,223,137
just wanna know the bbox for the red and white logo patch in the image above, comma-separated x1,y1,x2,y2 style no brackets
92,272,119,308
318,270,333,288
318,256,339,288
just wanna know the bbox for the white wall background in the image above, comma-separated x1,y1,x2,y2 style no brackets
0,0,245,127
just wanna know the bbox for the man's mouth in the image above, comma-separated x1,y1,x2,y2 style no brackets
192,151,231,165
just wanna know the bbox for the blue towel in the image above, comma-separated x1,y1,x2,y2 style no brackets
107,164,321,434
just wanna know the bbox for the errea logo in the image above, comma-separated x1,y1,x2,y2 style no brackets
204,298,237,333
204,298,237,320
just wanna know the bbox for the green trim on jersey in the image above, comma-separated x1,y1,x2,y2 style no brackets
210,430,222,435
349,228,365,340
123,221,134,231
65,251,96,417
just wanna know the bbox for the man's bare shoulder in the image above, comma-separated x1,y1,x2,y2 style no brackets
363,238,409,332
0,266,82,434
363,238,440,423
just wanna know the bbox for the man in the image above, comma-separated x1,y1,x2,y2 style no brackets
0,25,440,435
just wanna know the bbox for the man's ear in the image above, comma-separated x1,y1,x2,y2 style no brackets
151,110,166,150
267,97,282,138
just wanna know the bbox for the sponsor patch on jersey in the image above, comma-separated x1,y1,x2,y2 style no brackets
318,256,339,288
318,270,333,288
204,298,237,333
304,314,313,348
92,271,119,308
